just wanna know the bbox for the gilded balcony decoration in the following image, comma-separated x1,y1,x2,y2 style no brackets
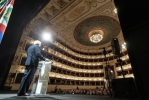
52,61,104,74
50,72,104,81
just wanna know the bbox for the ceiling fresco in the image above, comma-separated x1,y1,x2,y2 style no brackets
27,0,124,52
74,15,121,46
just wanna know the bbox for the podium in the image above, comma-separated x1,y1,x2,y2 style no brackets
31,60,52,95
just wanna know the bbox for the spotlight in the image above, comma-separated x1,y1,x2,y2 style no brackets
42,32,51,41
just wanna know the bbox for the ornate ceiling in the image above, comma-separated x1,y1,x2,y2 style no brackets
27,0,124,52
74,15,121,46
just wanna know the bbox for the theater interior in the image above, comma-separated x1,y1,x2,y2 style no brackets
0,0,149,100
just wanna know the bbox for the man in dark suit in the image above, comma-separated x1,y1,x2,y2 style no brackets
17,40,46,96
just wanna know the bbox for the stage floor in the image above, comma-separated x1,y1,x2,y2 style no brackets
0,93,138,100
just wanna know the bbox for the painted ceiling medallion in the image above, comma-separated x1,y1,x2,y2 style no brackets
74,16,121,46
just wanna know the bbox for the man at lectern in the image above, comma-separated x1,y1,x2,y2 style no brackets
17,40,47,96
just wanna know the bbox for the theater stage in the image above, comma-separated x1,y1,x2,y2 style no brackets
0,93,137,100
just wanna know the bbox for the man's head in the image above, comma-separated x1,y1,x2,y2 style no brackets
34,40,41,47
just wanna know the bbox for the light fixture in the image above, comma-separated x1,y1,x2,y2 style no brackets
42,31,51,41
121,42,126,48
114,8,117,13
90,33,103,43
88,29,104,43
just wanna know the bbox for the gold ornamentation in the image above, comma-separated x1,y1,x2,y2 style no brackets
42,12,52,19
49,6,59,14
68,6,85,19
84,0,106,7
92,2,117,17
54,22,63,28
56,0,67,8
57,16,68,28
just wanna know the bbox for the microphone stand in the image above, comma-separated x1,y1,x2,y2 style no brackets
117,46,125,78
103,48,113,96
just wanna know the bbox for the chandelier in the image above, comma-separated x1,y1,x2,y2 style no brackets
88,29,104,43
90,33,103,43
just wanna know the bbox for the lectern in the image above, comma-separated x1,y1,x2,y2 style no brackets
31,60,52,95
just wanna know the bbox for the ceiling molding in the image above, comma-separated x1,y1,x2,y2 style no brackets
26,0,124,53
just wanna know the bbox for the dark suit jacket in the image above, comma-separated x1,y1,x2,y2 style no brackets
25,44,45,66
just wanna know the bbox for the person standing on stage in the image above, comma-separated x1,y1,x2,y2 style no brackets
17,40,46,96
